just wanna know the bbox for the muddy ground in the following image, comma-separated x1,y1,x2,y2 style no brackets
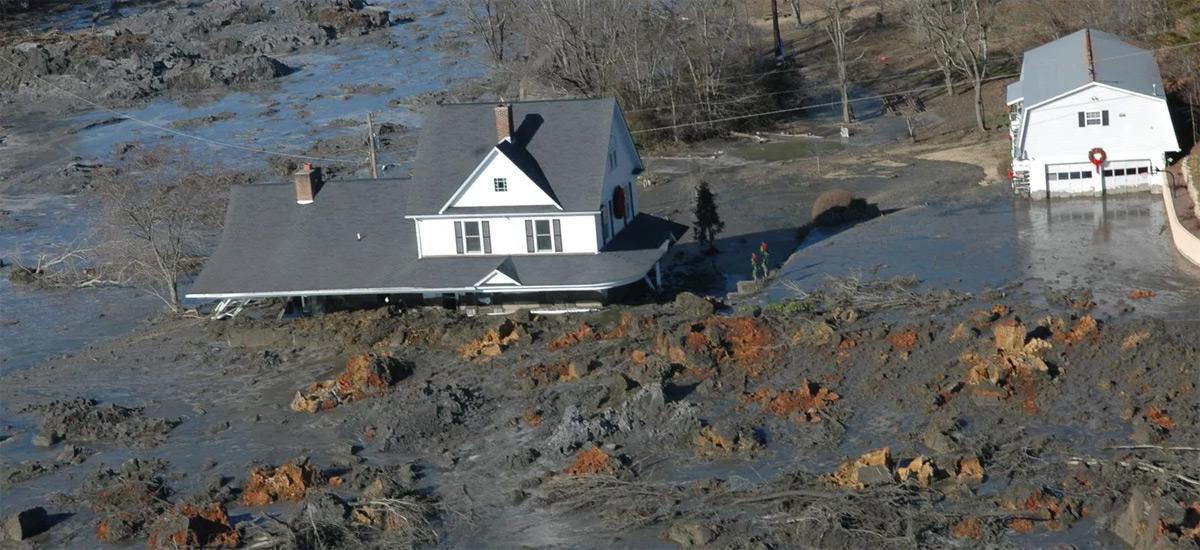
1,284,1198,548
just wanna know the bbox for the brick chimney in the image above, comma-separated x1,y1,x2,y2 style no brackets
495,103,512,142
294,162,322,205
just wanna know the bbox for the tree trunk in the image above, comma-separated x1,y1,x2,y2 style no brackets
789,0,802,27
972,73,986,131
825,0,852,124
942,64,955,96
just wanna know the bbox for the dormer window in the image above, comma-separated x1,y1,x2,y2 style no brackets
493,177,508,192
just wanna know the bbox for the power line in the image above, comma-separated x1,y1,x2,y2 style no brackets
630,39,1200,134
0,54,362,164
631,74,1019,134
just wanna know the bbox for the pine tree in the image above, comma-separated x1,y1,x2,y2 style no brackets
692,181,725,253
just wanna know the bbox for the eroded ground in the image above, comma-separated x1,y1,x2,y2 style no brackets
1,286,1197,548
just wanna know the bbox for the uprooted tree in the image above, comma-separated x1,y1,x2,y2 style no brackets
692,181,725,253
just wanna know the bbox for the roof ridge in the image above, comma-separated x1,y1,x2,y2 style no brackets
434,97,616,107
1084,28,1095,82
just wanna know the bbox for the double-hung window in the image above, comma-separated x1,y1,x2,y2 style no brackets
534,220,553,251
525,219,563,253
454,220,491,254
464,222,482,252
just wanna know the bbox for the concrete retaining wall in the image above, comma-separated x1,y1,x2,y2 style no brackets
1158,172,1200,268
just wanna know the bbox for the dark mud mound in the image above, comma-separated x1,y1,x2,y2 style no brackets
22,398,181,449
0,0,391,104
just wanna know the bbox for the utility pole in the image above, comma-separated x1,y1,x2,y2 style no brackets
771,0,785,62
365,112,378,179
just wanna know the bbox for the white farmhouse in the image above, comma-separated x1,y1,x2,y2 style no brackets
188,99,685,312
1007,29,1180,198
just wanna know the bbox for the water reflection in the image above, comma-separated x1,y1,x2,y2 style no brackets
1016,195,1200,318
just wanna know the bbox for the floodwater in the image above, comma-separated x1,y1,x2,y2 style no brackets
767,194,1200,319
0,0,483,375
0,195,163,374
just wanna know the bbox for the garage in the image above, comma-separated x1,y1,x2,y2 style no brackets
1045,162,1096,192
1101,159,1152,188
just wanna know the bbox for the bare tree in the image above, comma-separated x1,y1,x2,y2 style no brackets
788,0,804,27
92,148,235,312
900,1,958,97
952,0,994,132
462,0,773,142
821,0,854,123
459,0,514,66
902,0,995,131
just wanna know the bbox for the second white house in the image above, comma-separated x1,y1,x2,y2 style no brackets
1007,29,1180,198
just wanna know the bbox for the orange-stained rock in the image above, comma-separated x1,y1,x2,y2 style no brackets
547,323,595,350
459,319,521,360
830,447,893,489
564,446,618,476
897,456,936,487
951,517,983,539
956,456,985,485
147,503,239,549
241,459,323,506
742,379,839,423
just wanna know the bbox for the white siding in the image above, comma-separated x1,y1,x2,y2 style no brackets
1020,84,1179,197
446,148,560,210
416,215,599,257
599,108,642,243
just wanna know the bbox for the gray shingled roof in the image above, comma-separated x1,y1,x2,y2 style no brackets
1012,29,1166,108
408,98,619,214
186,180,684,299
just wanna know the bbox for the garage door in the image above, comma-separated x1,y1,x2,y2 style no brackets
1102,160,1151,188
1046,163,1096,186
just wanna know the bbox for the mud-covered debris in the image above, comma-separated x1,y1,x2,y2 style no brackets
350,495,437,543
1002,487,1079,533
458,319,521,360
1177,502,1200,541
962,321,1052,402
601,313,637,340
955,456,985,485
1121,330,1151,351
666,522,719,547
948,322,973,343
1127,289,1156,300
830,448,893,489
86,458,172,543
242,459,324,506
887,328,919,351
693,424,763,457
22,398,181,449
548,323,596,350
146,503,239,549
1,461,60,489
1111,487,1197,547
950,517,983,539
1056,315,1099,345
896,456,937,487
516,362,581,387
2,507,49,542
564,446,620,476
291,353,410,413
742,379,839,423
1143,406,1176,433
790,320,835,347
